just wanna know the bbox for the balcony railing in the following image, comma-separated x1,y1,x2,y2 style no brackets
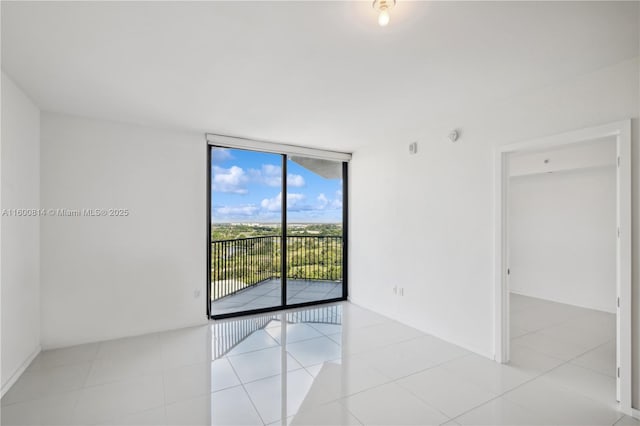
211,235,342,301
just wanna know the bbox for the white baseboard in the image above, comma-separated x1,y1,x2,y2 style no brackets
1,345,41,398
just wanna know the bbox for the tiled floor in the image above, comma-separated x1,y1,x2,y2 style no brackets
2,298,638,425
509,294,618,404
211,279,342,315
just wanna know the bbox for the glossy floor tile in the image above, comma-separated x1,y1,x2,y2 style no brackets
455,396,553,426
510,294,618,406
341,382,449,425
1,298,634,425
502,377,621,425
396,366,497,418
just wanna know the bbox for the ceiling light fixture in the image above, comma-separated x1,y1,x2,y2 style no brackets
373,0,396,27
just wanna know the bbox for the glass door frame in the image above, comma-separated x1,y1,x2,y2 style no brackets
207,144,349,320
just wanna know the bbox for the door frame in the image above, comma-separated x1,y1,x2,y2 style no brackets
493,120,632,413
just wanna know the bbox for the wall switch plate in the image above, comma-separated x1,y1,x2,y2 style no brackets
194,289,201,298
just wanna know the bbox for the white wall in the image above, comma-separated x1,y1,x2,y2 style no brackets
40,113,207,349
1,72,41,394
349,58,640,406
508,166,617,313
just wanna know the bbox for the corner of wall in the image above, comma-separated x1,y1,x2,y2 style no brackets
1,71,42,395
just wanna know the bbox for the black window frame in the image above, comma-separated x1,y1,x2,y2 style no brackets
206,145,349,320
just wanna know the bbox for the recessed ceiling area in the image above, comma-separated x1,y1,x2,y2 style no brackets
2,1,638,151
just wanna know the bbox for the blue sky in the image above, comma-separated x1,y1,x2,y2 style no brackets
211,148,343,223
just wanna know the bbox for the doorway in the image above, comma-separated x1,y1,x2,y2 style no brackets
494,120,632,413
207,139,350,319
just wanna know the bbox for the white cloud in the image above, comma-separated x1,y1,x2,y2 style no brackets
250,164,305,187
331,190,343,209
261,193,282,211
317,193,329,208
288,193,306,208
212,165,248,194
315,192,341,210
261,192,306,212
216,189,342,222
211,148,233,163
287,174,305,187
257,164,282,186
215,205,259,216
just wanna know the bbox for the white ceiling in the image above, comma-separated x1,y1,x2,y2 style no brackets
2,1,638,151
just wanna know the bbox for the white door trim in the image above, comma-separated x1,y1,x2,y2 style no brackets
493,119,632,414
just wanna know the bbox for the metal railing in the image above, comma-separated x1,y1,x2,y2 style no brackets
212,315,274,359
211,235,342,301
212,304,343,359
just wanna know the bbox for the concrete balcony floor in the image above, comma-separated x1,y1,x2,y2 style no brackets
211,278,343,316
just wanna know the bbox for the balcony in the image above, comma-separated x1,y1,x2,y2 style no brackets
211,235,343,315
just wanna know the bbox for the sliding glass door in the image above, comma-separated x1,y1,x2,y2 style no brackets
208,146,347,318
209,147,283,316
285,156,345,305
